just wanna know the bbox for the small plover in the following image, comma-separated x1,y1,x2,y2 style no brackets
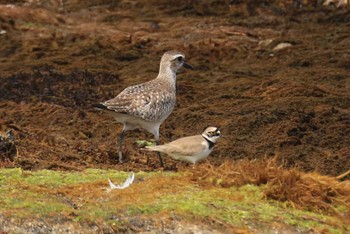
144,127,221,165
96,51,192,166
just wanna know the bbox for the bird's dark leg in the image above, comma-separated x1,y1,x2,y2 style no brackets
118,129,126,163
146,153,150,165
151,128,164,167
154,133,164,167
156,140,164,167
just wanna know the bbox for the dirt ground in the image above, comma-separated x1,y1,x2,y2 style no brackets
0,0,349,176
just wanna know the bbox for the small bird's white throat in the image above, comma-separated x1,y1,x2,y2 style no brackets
202,134,218,144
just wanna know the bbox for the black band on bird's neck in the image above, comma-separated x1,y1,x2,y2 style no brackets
203,136,215,150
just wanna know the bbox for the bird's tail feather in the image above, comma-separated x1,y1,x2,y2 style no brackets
93,103,108,111
143,145,165,153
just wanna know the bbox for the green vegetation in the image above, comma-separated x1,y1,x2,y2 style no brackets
135,139,156,147
0,168,348,233
18,22,49,30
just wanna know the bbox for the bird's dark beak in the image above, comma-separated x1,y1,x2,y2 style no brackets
183,62,193,70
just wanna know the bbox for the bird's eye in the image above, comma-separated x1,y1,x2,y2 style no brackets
210,130,220,136
176,57,184,62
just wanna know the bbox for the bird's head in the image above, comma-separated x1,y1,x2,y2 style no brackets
202,127,221,143
160,51,193,74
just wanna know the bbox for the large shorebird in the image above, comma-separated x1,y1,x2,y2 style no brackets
96,51,192,166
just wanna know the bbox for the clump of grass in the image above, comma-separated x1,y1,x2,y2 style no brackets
191,156,283,187
135,140,156,147
191,157,350,218
266,170,350,213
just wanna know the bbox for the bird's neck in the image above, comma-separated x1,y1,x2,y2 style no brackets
202,135,216,150
157,64,176,87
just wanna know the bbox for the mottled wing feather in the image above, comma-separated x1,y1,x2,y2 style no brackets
103,84,145,113
103,82,175,122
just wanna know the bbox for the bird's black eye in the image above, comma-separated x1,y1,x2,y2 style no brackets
210,130,220,136
176,56,184,62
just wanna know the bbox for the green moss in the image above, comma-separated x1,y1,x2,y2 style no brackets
18,21,48,30
23,169,132,187
135,139,156,147
0,168,349,233
118,184,349,232
0,188,71,219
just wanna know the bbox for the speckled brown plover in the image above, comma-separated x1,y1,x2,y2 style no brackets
96,51,192,166
144,127,221,165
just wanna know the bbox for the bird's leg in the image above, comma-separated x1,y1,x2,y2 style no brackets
118,129,126,163
152,129,164,167
155,139,164,167
146,154,150,165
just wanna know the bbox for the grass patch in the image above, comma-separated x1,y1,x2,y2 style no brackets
192,157,350,214
0,162,349,232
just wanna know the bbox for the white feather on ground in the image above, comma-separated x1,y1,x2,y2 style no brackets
108,172,135,190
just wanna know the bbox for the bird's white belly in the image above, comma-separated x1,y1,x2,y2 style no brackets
170,148,212,164
110,112,161,134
